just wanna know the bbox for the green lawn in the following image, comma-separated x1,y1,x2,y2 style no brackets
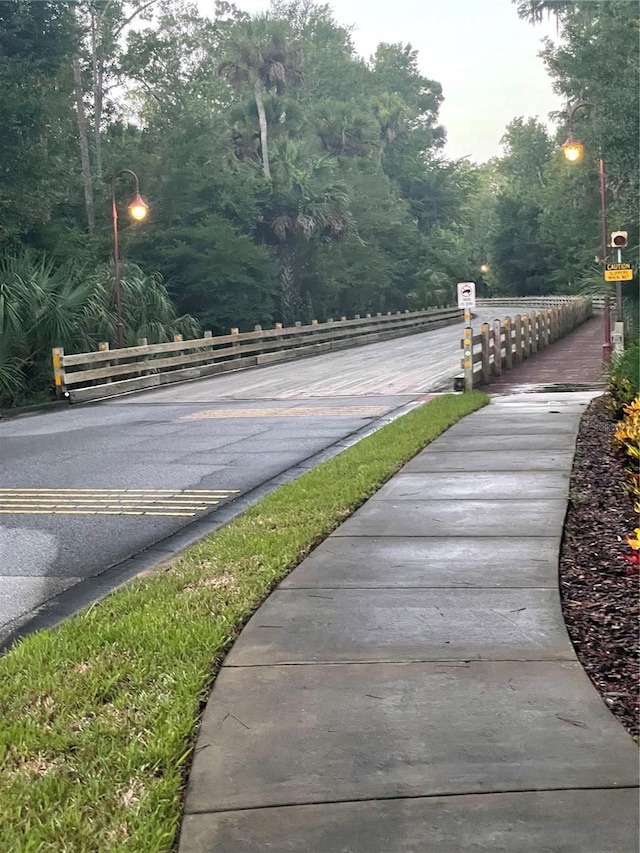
0,391,488,852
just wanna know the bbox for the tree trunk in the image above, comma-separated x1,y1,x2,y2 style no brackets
72,58,95,234
254,80,271,180
91,8,103,180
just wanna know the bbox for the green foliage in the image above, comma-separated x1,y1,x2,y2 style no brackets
0,1,79,245
134,219,278,333
502,1,640,300
608,338,640,413
0,249,198,408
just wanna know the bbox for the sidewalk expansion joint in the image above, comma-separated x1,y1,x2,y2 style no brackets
184,784,640,817
281,585,559,590
224,657,579,668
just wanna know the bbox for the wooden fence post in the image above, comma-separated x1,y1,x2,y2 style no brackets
545,311,552,347
514,315,522,364
530,310,538,354
493,319,502,376
230,328,240,359
503,318,513,370
521,315,531,359
52,347,65,399
463,326,474,392
98,341,111,384
480,323,490,384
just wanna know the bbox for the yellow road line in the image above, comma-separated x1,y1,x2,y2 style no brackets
183,406,387,420
0,509,197,517
0,489,235,495
0,498,218,505
0,487,236,516
0,504,212,511
0,486,238,518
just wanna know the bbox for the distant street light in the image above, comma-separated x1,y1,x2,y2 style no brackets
480,263,490,274
109,169,149,348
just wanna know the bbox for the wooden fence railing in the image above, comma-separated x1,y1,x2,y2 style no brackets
456,297,593,391
53,306,462,403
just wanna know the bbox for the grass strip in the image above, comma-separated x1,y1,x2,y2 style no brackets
0,391,488,852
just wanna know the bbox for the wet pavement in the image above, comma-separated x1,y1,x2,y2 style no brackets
179,391,638,853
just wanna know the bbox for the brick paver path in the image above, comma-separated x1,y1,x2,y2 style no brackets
489,315,607,392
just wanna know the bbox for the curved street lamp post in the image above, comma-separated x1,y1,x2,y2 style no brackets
561,101,615,361
109,169,149,348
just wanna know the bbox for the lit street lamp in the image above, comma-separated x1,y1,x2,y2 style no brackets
561,137,584,163
109,169,149,348
561,101,617,361
561,101,608,273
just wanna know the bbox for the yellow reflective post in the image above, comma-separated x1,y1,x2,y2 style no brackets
52,347,65,399
463,326,474,392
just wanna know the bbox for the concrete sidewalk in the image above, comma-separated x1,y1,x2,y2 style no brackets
179,392,639,853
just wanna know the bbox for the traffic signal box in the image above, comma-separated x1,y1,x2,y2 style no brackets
610,231,628,248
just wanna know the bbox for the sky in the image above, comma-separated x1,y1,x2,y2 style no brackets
197,0,564,163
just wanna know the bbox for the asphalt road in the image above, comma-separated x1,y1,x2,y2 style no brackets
0,309,505,644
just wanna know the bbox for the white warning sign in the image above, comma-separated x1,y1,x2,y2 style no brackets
457,281,476,310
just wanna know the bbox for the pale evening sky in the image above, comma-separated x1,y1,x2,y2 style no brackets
197,0,563,163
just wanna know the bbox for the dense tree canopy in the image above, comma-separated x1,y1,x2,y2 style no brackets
0,0,637,406
501,0,639,300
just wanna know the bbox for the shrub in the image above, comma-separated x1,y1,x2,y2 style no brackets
608,337,640,414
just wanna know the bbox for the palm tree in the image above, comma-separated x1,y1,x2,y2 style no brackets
371,93,410,147
0,250,198,407
314,99,380,158
228,95,304,164
266,139,351,322
513,1,574,22
218,16,302,180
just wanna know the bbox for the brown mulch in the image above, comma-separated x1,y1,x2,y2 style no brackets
559,395,639,738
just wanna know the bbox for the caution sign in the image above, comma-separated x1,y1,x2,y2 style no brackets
604,262,633,282
457,281,476,310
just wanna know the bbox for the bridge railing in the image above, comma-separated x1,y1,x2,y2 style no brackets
475,296,582,308
53,306,462,403
456,296,593,391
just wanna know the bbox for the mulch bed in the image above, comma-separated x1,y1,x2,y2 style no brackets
559,394,639,738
